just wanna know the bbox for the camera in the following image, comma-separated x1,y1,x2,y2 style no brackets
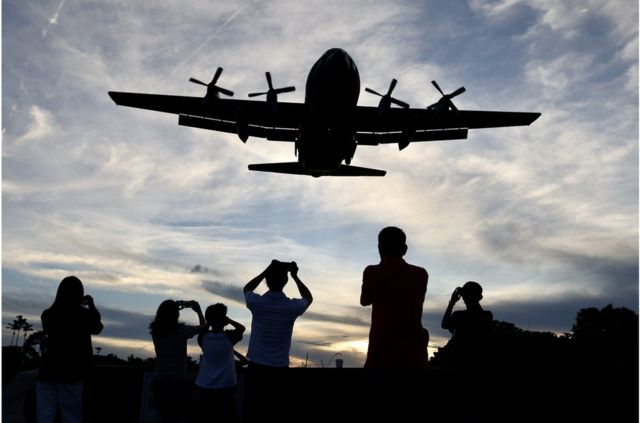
176,300,189,310
453,287,463,296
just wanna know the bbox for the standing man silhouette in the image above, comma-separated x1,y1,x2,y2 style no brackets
243,260,313,368
360,227,429,368
441,281,493,368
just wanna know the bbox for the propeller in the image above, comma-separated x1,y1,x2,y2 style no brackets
248,72,295,103
189,67,234,98
365,79,410,113
427,80,465,111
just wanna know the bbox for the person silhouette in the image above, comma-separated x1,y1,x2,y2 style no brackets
36,275,104,423
195,303,245,423
441,281,493,368
360,226,429,368
149,299,205,423
243,260,313,368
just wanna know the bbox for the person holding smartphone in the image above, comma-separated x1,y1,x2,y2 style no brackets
441,281,493,368
149,299,205,423
37,275,104,423
195,303,245,423
243,260,313,368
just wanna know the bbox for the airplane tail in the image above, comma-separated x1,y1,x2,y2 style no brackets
248,162,386,177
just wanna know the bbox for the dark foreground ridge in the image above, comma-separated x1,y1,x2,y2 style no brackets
5,364,636,423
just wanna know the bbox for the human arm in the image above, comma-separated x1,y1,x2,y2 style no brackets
226,317,245,334
441,287,462,331
360,267,372,306
83,295,104,335
290,262,313,306
190,301,206,328
243,261,274,293
225,317,246,345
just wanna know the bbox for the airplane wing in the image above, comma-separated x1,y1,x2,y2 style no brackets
353,106,541,148
108,92,302,142
109,92,539,146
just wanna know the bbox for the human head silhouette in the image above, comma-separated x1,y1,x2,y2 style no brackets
461,281,483,306
266,261,289,291
378,226,407,258
53,276,84,308
205,303,228,330
150,300,180,336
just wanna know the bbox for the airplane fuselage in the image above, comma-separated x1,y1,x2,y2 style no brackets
298,48,360,174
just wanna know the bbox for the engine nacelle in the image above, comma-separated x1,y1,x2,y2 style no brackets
236,108,249,143
398,127,415,151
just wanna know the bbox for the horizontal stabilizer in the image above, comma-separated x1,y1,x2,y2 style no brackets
248,162,386,177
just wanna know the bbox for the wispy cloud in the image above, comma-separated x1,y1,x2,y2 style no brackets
2,0,636,366
42,0,66,38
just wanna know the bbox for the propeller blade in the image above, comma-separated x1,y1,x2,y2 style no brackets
248,92,268,97
216,86,234,97
274,86,295,94
211,67,223,85
450,86,466,98
189,77,208,87
431,80,445,96
365,87,383,97
265,72,273,90
449,102,458,112
390,98,410,109
387,79,397,95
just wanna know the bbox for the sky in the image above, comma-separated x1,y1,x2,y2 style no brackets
2,0,638,367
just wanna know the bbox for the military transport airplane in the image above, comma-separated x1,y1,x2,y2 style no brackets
108,48,540,177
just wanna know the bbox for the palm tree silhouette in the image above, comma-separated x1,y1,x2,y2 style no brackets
21,322,34,346
6,321,19,346
6,315,27,346
15,315,27,346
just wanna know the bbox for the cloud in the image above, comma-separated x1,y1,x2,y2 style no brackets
200,280,245,304
190,264,211,273
15,105,55,143
2,0,636,368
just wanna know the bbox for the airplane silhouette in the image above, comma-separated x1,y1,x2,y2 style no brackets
108,48,540,177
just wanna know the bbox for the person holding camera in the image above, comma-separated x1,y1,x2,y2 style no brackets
360,226,430,368
243,260,313,368
37,275,104,423
195,303,245,423
149,299,205,423
441,281,493,368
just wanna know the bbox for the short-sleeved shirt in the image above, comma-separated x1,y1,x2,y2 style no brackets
244,290,309,367
196,329,243,389
360,257,429,368
152,325,201,377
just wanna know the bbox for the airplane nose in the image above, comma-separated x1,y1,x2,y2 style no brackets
324,48,351,68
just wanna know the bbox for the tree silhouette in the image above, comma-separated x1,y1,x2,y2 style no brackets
6,321,19,346
431,304,638,371
5,315,30,346
571,304,638,369
21,322,34,345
